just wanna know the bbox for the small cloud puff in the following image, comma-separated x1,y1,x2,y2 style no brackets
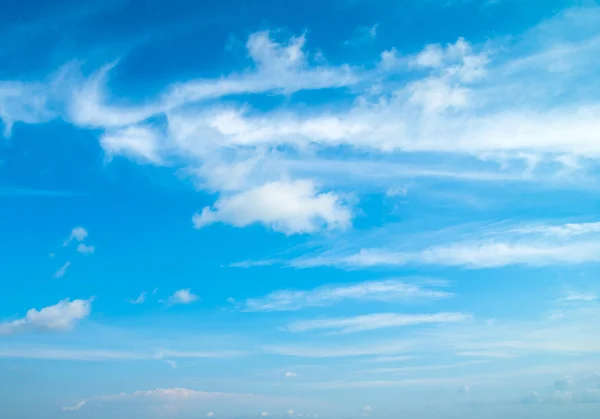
167,289,199,305
64,227,88,246
77,243,95,254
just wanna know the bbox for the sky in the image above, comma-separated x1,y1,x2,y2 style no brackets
1,0,600,418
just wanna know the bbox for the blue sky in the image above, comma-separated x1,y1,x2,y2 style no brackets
2,0,600,418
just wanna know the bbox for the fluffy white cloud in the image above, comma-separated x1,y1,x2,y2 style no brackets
54,261,71,278
76,243,95,254
261,413,269,417
285,312,470,334
207,412,215,418
167,289,199,305
0,298,92,335
193,180,352,234
244,279,452,312
285,372,297,378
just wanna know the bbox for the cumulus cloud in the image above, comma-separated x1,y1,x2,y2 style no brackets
261,413,269,417
0,298,92,335
54,261,71,278
207,412,215,417
167,289,199,305
244,279,452,311
285,312,470,334
193,180,352,235
285,372,297,378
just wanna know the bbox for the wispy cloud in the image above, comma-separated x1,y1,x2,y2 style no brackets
284,312,471,334
512,221,600,237
290,240,600,269
127,292,147,304
54,261,71,278
558,292,598,302
62,400,85,411
164,360,177,369
244,279,452,312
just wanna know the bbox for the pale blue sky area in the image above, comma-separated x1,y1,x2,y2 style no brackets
2,0,600,418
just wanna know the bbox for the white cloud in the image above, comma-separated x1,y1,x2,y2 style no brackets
244,279,452,312
512,221,600,237
292,240,600,269
0,71,64,136
386,186,408,197
285,312,470,334
285,372,297,378
54,261,71,278
0,298,91,335
193,180,352,235
261,413,269,417
128,292,147,304
100,125,164,164
167,289,199,305
559,292,598,302
287,409,295,416
62,400,85,411
164,360,177,369
207,412,215,418
64,227,88,246
76,243,95,254
69,31,358,131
